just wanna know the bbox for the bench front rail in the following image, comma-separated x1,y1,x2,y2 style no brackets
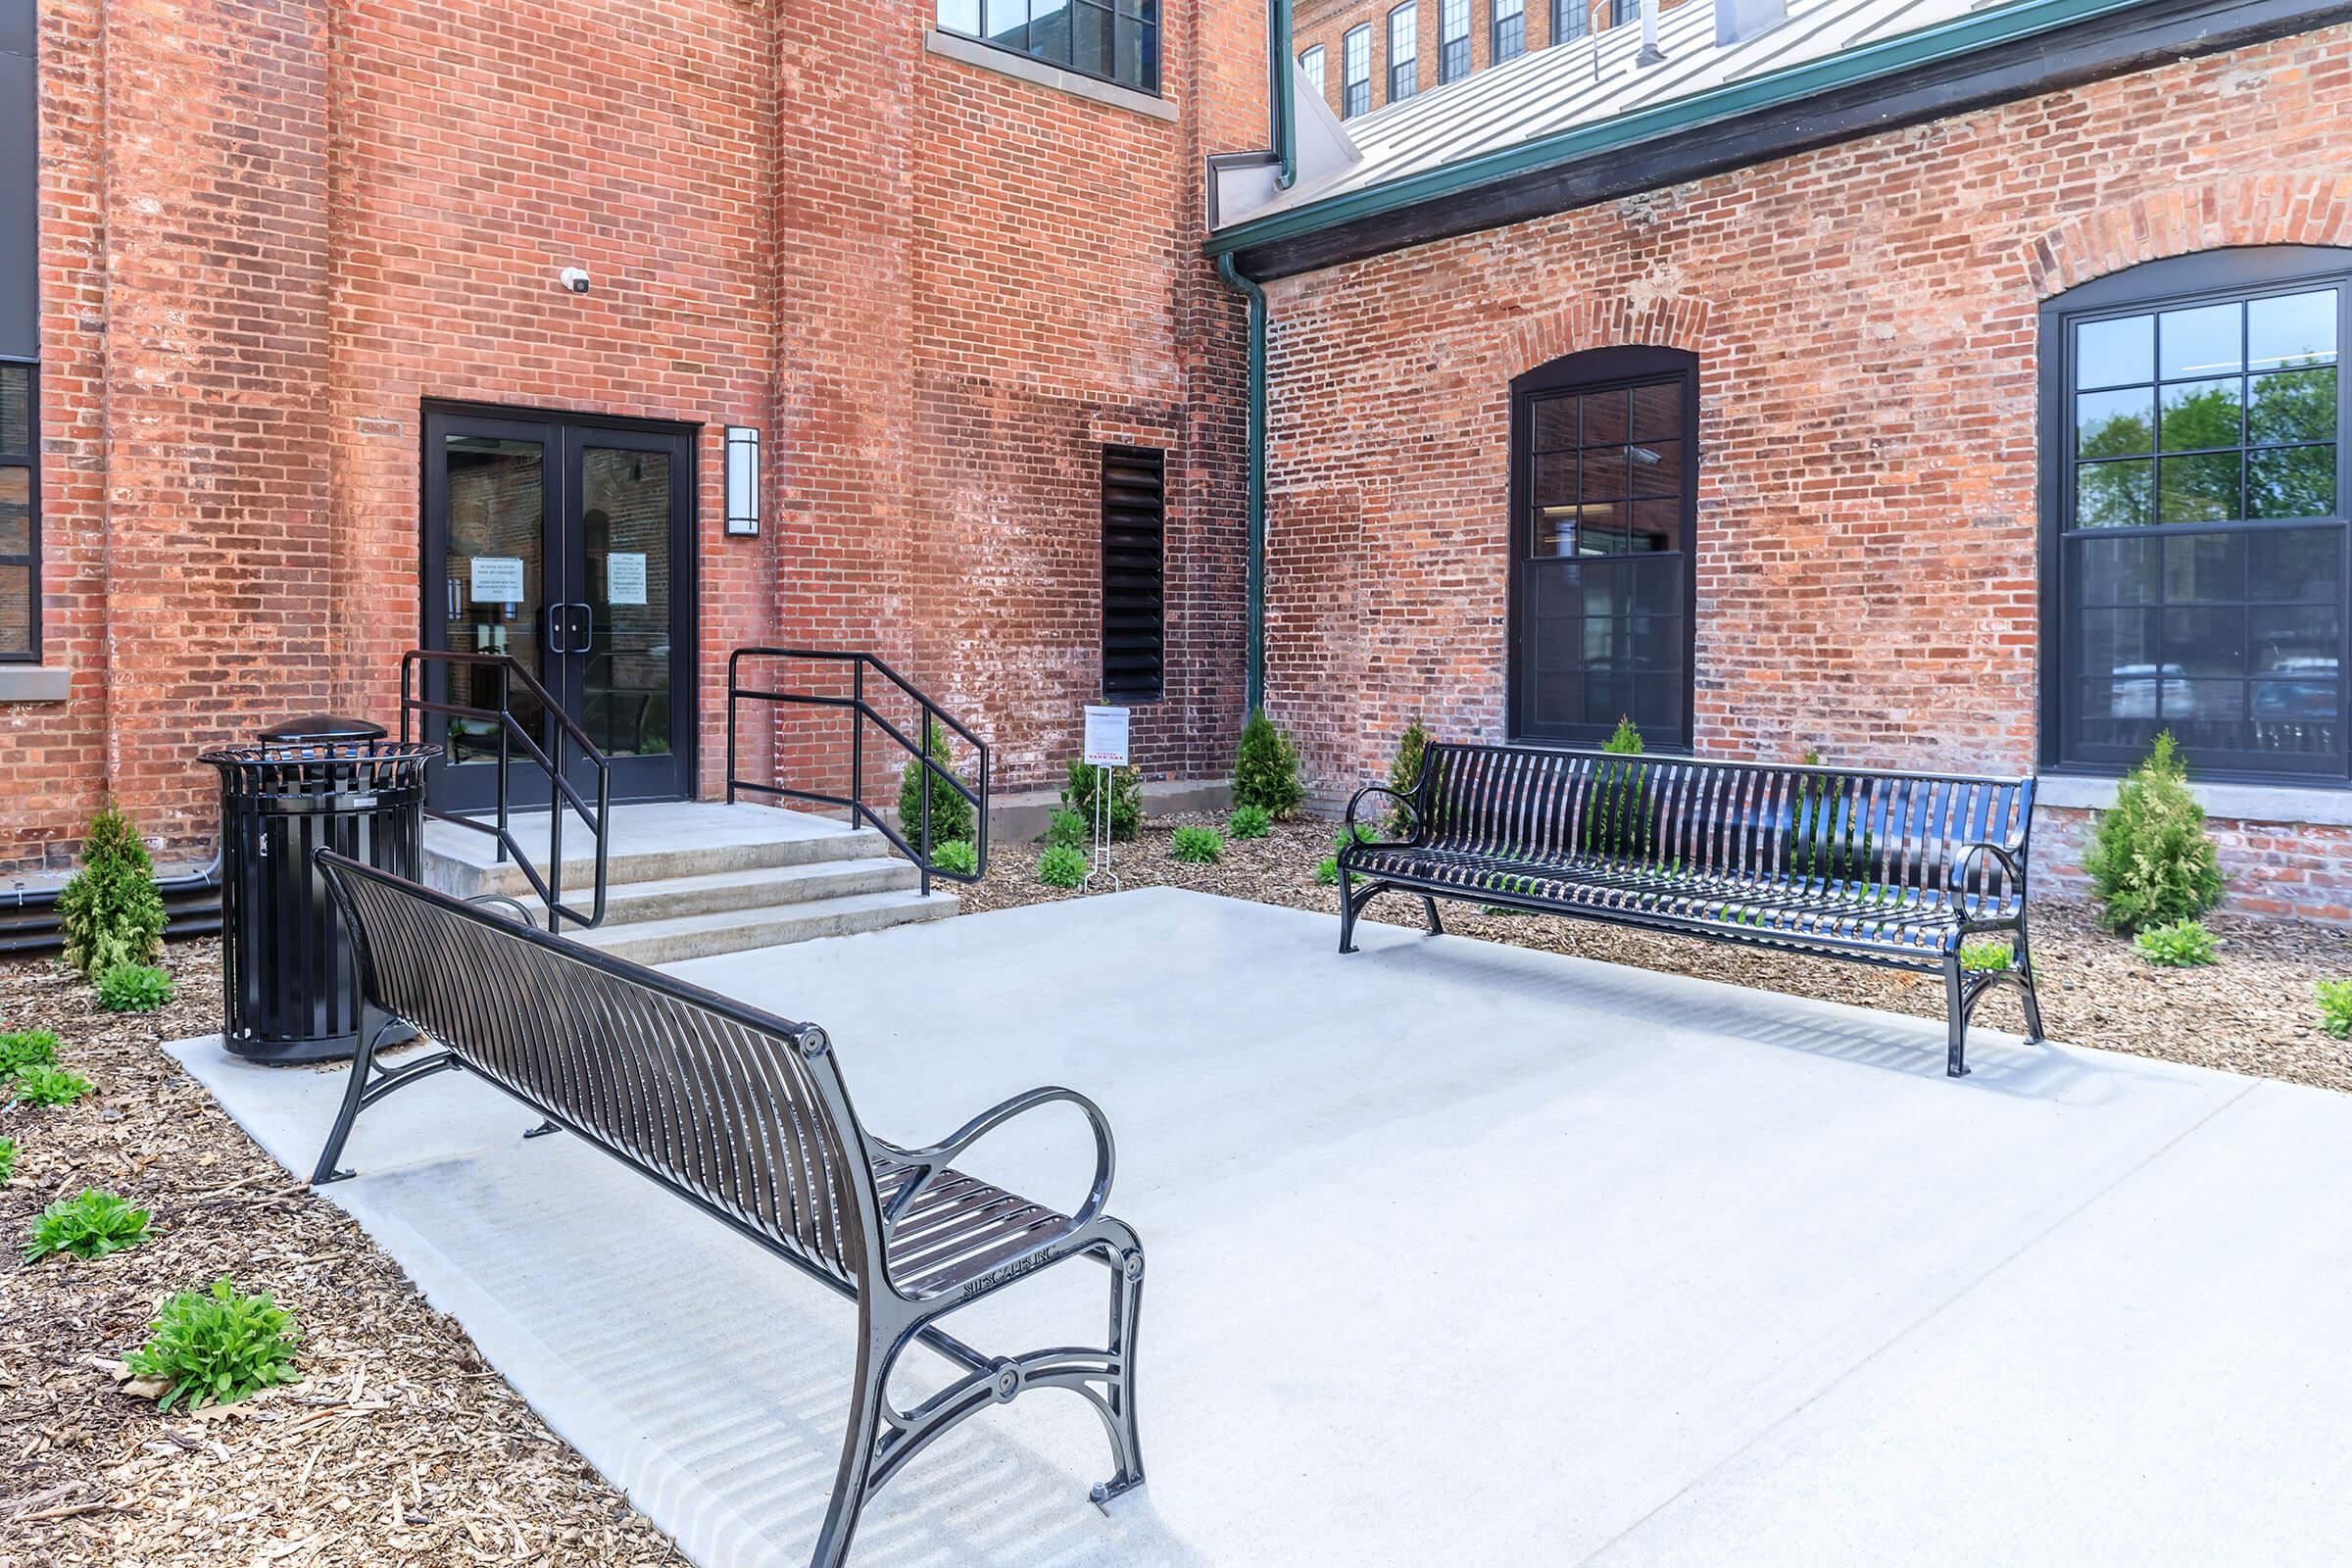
309,851,1145,1568
1340,743,2045,1076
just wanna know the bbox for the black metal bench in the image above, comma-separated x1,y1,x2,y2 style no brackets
308,851,1146,1568
1339,742,2045,1077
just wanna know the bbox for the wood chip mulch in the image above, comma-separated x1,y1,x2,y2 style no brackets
965,814,2352,1097
0,943,692,1568
5,820,2345,1564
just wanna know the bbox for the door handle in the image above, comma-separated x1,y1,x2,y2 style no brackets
545,603,572,656
567,603,594,653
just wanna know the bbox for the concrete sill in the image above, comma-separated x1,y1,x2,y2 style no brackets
923,31,1178,122
2036,771,2352,828
0,665,71,704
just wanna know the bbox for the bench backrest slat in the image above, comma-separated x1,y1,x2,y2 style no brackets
324,857,883,1288
1413,742,2034,904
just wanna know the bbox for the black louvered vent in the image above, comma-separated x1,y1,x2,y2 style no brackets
1101,445,1165,702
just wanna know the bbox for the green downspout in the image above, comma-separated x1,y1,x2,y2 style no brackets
1216,253,1268,711
1269,0,1298,189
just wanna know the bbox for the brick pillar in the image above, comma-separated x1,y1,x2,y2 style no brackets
98,0,334,853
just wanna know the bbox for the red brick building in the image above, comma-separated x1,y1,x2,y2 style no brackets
1212,0,2352,919
1,0,1264,872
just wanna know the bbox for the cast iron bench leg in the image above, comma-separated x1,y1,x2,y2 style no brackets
1421,896,1444,936
1943,955,1970,1078
2013,924,2048,1045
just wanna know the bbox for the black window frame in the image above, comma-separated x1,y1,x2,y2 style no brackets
2040,245,2352,785
0,360,34,663
1608,0,1636,23
1342,24,1372,118
937,0,1162,97
1552,0,1589,42
1507,346,1700,752
1439,0,1471,80
1492,0,1525,63
1101,443,1166,704
1387,1,1418,102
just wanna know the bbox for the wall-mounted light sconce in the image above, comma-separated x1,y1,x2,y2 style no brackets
725,425,761,537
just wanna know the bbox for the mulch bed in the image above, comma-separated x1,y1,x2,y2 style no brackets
0,945,691,1568
6,817,2345,1562
967,814,2352,1097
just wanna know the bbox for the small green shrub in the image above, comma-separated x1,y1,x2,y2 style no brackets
1060,760,1143,842
2134,918,2218,968
1170,825,1223,864
1037,845,1089,888
1045,807,1089,850
1387,717,1431,835
125,1278,303,1413
24,1190,150,1262
97,963,174,1013
2319,979,2352,1037
1959,940,2013,973
0,1028,60,1076
2082,731,2224,934
1233,710,1304,820
1584,717,1648,857
0,1137,17,1185
928,838,978,877
10,1064,93,1108
1227,805,1272,840
1334,823,1376,854
1314,857,1340,886
58,808,168,980
897,720,975,853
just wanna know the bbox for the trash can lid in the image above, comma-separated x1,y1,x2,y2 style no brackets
259,714,388,744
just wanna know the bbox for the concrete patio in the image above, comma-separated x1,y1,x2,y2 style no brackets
176,889,2352,1566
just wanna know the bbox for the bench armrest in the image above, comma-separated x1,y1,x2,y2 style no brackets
878,1086,1118,1233
1953,841,2029,900
1344,784,1420,847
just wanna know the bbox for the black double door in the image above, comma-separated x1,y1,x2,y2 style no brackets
420,406,697,811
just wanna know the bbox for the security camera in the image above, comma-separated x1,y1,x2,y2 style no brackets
558,267,591,295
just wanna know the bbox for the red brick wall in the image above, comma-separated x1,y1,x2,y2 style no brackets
1260,25,2352,913
7,0,1253,871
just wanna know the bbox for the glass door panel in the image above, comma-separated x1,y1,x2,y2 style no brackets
578,445,674,763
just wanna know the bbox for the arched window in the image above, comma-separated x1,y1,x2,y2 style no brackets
1298,43,1326,97
1440,0,1471,80
1510,346,1697,749
1387,3,1418,102
1342,24,1372,118
2041,248,2350,780
1492,0,1525,63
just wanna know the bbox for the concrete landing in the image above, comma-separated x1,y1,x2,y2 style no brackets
174,890,2352,1568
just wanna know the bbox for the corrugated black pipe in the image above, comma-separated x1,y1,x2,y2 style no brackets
0,855,223,956
1215,253,1269,711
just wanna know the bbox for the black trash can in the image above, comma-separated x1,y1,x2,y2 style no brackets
201,717,440,1064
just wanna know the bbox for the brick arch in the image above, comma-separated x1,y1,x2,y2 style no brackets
1498,294,1715,380
2021,175,2352,300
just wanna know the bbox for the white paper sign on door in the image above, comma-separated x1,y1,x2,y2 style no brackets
607,553,649,607
1083,705,1131,767
468,556,525,604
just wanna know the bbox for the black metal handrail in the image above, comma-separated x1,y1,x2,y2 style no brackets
400,650,611,932
725,648,989,896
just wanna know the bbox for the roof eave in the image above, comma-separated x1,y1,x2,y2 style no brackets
1207,0,2352,279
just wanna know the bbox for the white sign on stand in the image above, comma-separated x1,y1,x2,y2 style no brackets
1081,706,1129,890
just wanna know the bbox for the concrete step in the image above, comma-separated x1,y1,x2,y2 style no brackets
514,858,922,926
422,803,891,902
569,889,960,966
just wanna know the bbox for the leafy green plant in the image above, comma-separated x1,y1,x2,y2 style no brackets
96,963,174,1013
1170,825,1223,864
0,1137,17,1186
1314,857,1340,886
1335,823,1376,854
58,807,168,979
1790,748,1880,884
1045,807,1089,850
2082,732,2224,934
24,1190,150,1262
1583,717,1648,858
929,839,977,877
1233,710,1303,820
2320,980,2352,1038
1037,845,1089,889
10,1064,93,1108
1227,805,1272,841
1386,717,1431,836
0,1028,60,1076
124,1278,303,1413
1060,760,1143,842
2134,918,2218,968
897,720,974,854
1958,940,2013,973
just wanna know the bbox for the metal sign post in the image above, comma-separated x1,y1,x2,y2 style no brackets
1082,705,1129,891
